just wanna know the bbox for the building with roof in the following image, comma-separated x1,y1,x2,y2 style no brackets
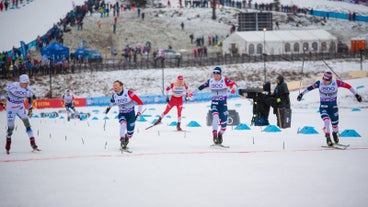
222,29,338,56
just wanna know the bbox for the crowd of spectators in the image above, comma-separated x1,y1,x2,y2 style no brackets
0,0,32,11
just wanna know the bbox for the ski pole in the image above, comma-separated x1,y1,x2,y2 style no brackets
299,51,305,93
135,108,147,120
322,59,342,80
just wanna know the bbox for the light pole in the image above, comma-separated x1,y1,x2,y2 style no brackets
263,28,267,83
162,66,165,95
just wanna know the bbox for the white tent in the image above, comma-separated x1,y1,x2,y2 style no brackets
222,29,338,56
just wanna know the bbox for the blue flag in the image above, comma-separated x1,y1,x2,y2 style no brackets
20,41,28,58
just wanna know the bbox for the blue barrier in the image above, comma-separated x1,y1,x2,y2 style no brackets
86,92,240,107
311,10,368,22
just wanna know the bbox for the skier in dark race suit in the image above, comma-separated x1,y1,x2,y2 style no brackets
191,67,238,145
4,74,40,154
297,71,362,147
104,80,144,150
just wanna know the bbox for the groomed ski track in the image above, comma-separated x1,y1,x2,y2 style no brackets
2,146,368,163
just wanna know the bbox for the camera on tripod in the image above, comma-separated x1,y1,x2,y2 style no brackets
238,82,291,128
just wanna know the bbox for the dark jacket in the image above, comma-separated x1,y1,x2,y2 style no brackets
273,77,290,109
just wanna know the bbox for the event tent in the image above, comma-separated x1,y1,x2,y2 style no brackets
40,41,69,63
222,29,338,56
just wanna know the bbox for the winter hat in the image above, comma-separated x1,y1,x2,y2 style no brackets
177,75,184,80
276,75,284,82
19,74,30,83
213,66,222,74
323,71,333,81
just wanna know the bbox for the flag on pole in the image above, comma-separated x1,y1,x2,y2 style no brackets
20,41,28,59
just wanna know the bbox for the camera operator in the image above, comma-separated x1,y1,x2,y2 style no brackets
262,75,291,128
239,75,291,128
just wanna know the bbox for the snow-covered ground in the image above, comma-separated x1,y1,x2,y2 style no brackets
1,1,368,206
1,77,367,207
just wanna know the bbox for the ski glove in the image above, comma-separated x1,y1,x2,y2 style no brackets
297,94,303,101
166,97,170,103
355,94,362,102
185,92,193,101
230,88,236,94
135,112,141,120
27,107,33,117
104,107,111,114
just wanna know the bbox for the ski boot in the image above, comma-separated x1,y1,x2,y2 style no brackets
213,131,219,144
325,134,333,147
332,131,339,144
5,138,11,154
30,137,40,151
120,135,129,150
154,117,162,125
176,122,182,131
217,132,223,144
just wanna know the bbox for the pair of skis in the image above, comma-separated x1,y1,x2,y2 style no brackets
321,143,350,150
210,144,230,148
120,147,133,153
6,148,41,155
145,123,159,130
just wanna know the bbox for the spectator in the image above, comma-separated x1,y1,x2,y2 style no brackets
275,21,280,30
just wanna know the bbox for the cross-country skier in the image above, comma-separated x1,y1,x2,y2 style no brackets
297,71,362,146
104,80,143,150
153,75,190,131
62,89,78,121
191,67,238,145
4,74,39,154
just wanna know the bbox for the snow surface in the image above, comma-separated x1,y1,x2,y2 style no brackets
0,0,86,51
0,78,367,207
1,1,368,207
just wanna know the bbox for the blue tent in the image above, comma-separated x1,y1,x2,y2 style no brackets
41,42,69,63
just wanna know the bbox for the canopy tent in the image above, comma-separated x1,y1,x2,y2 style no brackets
222,29,338,56
40,41,69,63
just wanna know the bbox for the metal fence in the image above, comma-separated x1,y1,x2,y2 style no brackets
65,50,367,73
1,50,367,79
